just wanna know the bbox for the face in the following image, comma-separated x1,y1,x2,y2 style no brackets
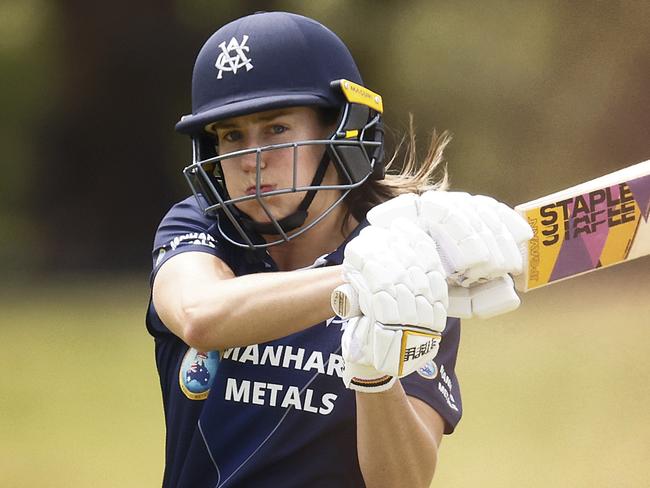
212,106,338,226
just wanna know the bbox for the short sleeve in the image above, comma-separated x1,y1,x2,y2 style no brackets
401,317,462,434
150,196,232,284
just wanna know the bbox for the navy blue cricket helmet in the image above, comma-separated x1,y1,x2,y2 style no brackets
177,11,385,249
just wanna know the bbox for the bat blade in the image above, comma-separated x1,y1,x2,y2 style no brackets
515,160,650,292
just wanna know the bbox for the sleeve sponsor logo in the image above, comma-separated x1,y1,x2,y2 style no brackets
168,232,216,251
436,364,459,412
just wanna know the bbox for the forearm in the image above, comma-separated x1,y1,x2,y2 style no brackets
356,381,440,488
157,263,344,351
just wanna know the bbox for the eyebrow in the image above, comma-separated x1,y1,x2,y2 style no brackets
210,109,292,130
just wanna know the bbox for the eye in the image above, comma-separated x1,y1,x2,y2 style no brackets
270,124,287,135
220,130,242,143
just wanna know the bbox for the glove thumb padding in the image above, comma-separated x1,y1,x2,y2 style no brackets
447,274,521,319
342,316,443,378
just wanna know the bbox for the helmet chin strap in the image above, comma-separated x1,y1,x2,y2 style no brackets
238,150,331,236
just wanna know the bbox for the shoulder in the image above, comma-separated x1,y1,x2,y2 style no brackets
154,196,215,247
150,196,241,278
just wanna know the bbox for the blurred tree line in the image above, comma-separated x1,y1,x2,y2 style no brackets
1,0,649,276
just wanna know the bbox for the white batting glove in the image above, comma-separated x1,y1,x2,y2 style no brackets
340,219,448,392
366,191,533,319
419,192,532,284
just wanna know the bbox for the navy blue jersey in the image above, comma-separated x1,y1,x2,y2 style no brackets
146,196,463,488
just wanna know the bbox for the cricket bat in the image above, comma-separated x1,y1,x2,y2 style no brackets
331,159,650,318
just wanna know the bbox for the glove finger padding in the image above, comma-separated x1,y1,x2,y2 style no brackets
418,191,532,286
470,195,524,277
343,219,448,330
418,191,490,278
366,192,420,228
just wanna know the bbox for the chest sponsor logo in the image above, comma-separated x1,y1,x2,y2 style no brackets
179,348,220,400
220,344,344,416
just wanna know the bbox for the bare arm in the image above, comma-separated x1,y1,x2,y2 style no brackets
356,382,445,488
152,252,344,351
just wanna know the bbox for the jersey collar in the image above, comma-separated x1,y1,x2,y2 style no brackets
314,219,369,267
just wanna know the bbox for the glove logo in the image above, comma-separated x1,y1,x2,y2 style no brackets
417,360,438,380
179,348,220,400
215,35,254,79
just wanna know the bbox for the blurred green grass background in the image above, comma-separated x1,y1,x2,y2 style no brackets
0,277,163,487
1,262,648,487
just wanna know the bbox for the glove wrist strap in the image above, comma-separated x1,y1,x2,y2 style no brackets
344,364,397,393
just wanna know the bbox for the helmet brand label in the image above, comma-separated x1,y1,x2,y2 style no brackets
215,35,254,79
339,79,383,113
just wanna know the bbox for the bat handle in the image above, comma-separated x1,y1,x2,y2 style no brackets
330,284,361,318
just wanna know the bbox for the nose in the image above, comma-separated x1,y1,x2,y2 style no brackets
238,150,266,173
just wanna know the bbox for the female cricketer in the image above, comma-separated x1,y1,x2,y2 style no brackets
146,11,530,488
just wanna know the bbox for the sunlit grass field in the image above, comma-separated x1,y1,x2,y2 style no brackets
1,263,649,487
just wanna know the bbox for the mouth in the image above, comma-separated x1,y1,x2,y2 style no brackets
245,184,277,196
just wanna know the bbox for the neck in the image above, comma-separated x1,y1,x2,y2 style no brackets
266,204,358,271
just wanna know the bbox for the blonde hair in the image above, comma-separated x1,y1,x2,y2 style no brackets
343,116,451,226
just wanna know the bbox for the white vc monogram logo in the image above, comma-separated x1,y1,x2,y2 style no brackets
214,35,254,79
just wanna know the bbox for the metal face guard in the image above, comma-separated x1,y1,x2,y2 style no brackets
183,118,382,249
